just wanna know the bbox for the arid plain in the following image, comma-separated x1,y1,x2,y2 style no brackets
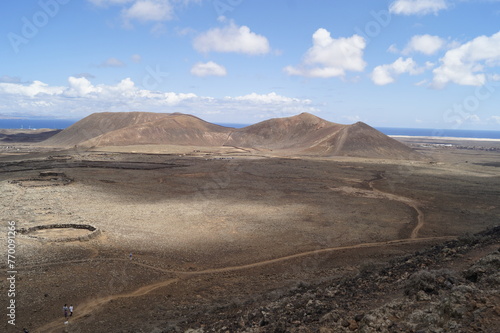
1,113,499,332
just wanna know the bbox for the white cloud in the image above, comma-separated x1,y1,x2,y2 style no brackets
0,77,317,120
342,115,361,123
66,77,98,96
230,92,312,105
224,92,317,119
468,114,481,123
490,116,500,124
87,0,201,27
388,44,400,54
122,0,173,22
284,28,366,78
190,61,227,77
88,0,134,6
0,80,64,97
415,79,428,86
371,57,431,85
403,34,445,55
150,23,167,36
193,21,270,55
131,54,142,63
176,27,196,36
389,0,448,16
99,57,126,67
432,31,500,88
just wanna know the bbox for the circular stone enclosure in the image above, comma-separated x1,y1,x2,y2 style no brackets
9,172,73,187
18,224,101,242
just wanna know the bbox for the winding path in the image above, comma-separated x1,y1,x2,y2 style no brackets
331,172,425,239
368,172,425,239
34,235,455,333
31,172,434,332
37,278,180,333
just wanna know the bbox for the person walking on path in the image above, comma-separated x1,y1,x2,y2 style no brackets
69,304,74,317
63,304,68,319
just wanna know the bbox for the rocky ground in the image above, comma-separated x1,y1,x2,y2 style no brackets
185,227,500,333
0,138,499,333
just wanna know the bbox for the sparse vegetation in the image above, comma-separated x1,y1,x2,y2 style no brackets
0,114,499,332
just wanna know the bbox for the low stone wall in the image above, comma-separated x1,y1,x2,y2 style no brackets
17,224,101,242
9,172,73,187
9,177,73,187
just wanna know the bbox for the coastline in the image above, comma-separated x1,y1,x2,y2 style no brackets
390,135,500,142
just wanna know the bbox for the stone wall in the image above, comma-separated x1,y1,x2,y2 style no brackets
17,224,101,242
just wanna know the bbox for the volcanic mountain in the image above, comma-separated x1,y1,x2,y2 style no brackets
41,112,170,147
79,113,232,147
224,112,343,149
42,112,422,160
225,113,420,159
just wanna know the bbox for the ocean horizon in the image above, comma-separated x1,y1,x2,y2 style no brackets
1,119,500,140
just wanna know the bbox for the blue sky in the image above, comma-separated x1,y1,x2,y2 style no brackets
1,0,499,129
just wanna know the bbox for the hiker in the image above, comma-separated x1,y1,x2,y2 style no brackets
63,304,68,318
23,329,29,333
129,252,133,260
69,304,74,317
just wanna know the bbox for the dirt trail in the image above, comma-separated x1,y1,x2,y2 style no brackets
185,236,453,276
35,173,433,332
367,173,424,239
20,236,452,277
35,234,455,332
331,172,425,239
38,278,180,333
410,206,425,239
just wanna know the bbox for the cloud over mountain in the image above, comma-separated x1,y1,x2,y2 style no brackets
0,77,316,121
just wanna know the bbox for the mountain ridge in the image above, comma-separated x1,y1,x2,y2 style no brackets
41,112,423,160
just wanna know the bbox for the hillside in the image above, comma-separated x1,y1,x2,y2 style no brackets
226,113,420,159
187,226,500,332
41,112,423,160
41,112,170,146
224,112,345,149
79,113,233,147
305,121,421,159
0,128,61,143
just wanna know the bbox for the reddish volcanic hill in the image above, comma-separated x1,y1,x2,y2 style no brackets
80,113,233,147
41,112,422,160
224,112,345,149
300,120,421,159
226,113,420,159
41,112,171,146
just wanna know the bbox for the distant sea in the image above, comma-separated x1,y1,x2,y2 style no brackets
376,127,500,140
1,119,500,139
0,119,77,130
